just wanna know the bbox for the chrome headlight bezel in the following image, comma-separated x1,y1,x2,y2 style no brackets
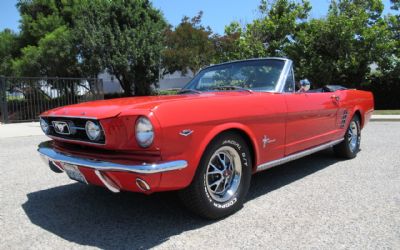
40,118,49,134
135,116,154,148
85,120,102,141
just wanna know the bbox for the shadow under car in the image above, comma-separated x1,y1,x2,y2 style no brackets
22,149,341,249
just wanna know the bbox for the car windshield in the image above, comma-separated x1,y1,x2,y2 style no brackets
182,59,285,92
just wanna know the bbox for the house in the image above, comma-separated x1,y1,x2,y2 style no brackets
98,70,194,94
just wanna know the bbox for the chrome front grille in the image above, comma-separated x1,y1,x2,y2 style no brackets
41,117,105,144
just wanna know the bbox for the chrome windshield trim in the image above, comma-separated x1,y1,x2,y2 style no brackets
203,57,290,70
38,141,188,174
275,59,293,93
256,138,344,172
182,57,292,91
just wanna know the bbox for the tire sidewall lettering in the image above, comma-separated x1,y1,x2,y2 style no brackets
213,198,237,209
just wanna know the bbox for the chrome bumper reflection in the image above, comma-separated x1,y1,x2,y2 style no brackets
37,141,188,174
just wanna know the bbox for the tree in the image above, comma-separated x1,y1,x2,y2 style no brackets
213,22,245,62
12,0,81,77
213,0,311,63
365,0,400,109
10,0,166,96
248,0,311,57
75,0,167,96
286,0,393,88
13,25,80,76
162,12,215,75
378,0,399,74
0,29,19,75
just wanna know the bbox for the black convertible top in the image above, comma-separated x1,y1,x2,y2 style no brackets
307,85,347,93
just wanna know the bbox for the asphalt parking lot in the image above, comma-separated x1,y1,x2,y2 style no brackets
0,121,399,249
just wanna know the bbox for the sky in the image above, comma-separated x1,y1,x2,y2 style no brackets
0,0,396,34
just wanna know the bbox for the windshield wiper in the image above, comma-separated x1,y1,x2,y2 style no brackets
178,89,202,94
210,86,253,93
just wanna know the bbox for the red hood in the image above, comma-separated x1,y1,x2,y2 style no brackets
41,92,254,119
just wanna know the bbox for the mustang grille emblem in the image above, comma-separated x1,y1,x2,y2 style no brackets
52,121,71,135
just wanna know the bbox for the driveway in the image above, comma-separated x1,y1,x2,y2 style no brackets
0,122,399,249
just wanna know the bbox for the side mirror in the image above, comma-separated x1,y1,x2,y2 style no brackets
299,79,311,92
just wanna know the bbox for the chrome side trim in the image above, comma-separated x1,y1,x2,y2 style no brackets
256,139,344,172
38,141,188,174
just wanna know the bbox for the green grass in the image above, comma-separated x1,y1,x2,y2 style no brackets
6,96,25,101
374,110,400,115
156,89,180,95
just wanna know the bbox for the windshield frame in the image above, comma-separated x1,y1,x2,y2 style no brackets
181,58,293,93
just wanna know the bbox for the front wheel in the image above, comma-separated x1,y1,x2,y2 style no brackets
179,132,252,219
334,115,361,159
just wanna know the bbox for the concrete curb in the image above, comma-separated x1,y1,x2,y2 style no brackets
370,115,400,122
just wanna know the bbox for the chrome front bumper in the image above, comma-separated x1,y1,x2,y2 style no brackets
37,141,188,174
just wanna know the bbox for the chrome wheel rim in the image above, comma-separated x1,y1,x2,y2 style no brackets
205,146,242,203
348,120,359,152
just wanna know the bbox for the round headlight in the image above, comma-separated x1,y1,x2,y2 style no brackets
40,118,49,134
85,121,101,141
135,116,154,148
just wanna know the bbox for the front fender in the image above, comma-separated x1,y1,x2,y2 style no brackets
193,122,260,172
158,122,260,191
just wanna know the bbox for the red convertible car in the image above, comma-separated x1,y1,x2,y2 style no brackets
38,58,374,219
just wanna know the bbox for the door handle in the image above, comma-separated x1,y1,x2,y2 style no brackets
331,95,340,102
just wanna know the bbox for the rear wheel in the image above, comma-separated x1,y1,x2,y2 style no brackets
179,132,252,219
334,115,361,159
